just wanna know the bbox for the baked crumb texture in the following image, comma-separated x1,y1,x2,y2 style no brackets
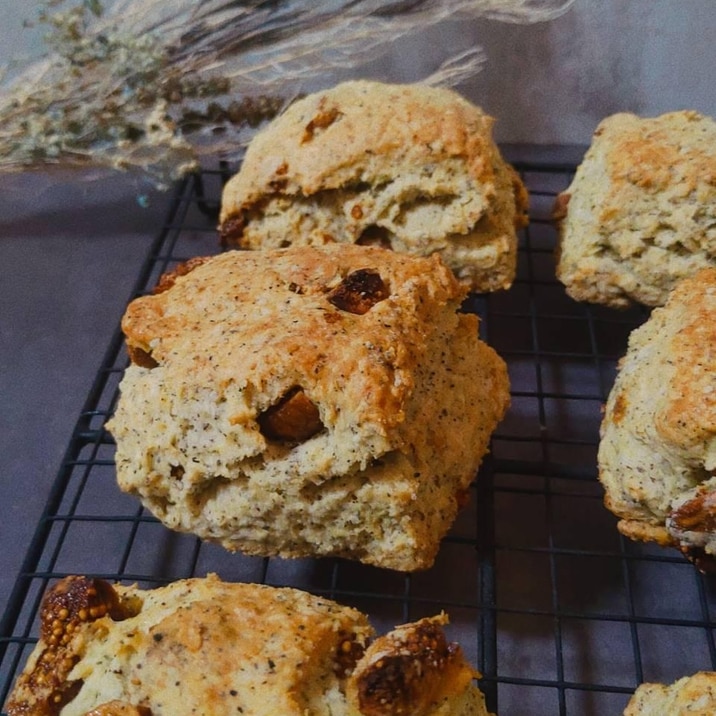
598,268,716,567
106,244,510,572
218,80,528,294
555,110,716,308
623,671,716,716
6,574,493,716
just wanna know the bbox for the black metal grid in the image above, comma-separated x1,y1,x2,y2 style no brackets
2,159,715,716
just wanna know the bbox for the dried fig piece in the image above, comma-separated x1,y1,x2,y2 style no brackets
669,487,716,534
41,577,125,643
127,345,158,369
333,632,366,679
218,212,246,249
6,577,128,716
258,387,323,442
302,100,342,143
154,256,210,294
327,269,389,315
349,617,476,716
678,545,716,575
667,481,716,573
552,191,571,222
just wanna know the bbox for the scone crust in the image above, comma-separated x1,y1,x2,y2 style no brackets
219,80,527,293
598,268,716,556
624,672,716,716
6,575,491,716
5,574,372,716
107,245,510,571
556,110,716,308
118,246,460,437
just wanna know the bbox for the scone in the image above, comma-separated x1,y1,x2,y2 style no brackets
5,574,493,715
218,80,528,293
555,110,716,308
106,244,510,571
598,268,716,563
623,672,716,715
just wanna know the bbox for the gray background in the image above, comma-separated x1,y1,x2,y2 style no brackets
0,0,714,616
383,0,716,144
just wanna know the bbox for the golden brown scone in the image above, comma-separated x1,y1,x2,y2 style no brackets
5,574,493,716
598,268,716,562
84,704,150,716
623,672,716,715
555,110,716,308
106,244,510,571
218,80,528,293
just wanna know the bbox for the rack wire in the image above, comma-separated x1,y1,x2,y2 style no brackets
2,159,714,716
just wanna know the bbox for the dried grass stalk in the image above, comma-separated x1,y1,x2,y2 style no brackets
0,0,574,188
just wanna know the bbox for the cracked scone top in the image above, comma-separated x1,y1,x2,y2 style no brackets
598,268,716,564
6,574,493,715
218,80,528,293
555,110,716,308
106,244,510,571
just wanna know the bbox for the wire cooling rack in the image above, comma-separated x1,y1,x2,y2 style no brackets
2,158,715,716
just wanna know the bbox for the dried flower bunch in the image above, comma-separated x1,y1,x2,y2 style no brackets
0,0,573,188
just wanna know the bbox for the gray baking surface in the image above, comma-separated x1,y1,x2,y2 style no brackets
1,153,714,715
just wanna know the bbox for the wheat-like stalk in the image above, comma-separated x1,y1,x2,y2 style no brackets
0,0,574,187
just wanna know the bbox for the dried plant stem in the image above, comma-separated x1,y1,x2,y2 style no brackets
0,0,574,188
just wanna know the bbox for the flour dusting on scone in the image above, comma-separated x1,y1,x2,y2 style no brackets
106,244,510,571
218,80,528,293
5,575,494,716
555,110,716,308
598,268,716,564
